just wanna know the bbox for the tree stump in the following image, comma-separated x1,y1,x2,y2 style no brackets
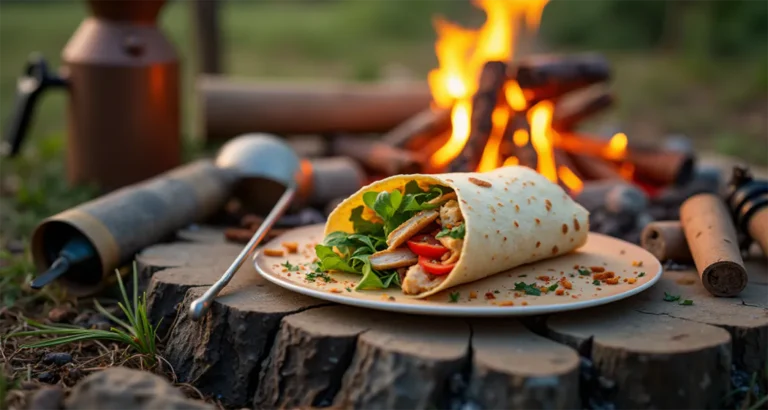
162,263,327,408
147,227,767,409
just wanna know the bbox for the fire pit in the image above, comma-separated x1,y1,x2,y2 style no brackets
221,0,707,248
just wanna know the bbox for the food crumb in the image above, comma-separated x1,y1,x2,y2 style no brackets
560,278,573,289
521,301,528,306
627,277,637,284
605,277,619,285
264,248,285,257
555,289,565,296
676,278,696,285
499,301,514,306
281,242,299,253
388,296,396,301
469,291,478,299
632,260,644,267
590,266,605,273
485,292,496,300
537,275,550,281
329,288,342,293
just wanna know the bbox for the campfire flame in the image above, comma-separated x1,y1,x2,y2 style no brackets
426,0,607,194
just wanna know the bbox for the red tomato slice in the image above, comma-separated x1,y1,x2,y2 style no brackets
407,235,448,258
418,256,455,275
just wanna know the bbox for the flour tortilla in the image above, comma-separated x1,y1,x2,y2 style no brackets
324,166,590,298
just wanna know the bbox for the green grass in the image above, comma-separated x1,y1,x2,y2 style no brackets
5,263,161,368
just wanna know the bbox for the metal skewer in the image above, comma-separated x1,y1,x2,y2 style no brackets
189,185,296,320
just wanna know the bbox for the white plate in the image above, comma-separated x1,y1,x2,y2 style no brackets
253,224,662,317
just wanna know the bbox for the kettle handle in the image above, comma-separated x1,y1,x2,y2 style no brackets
1,53,68,157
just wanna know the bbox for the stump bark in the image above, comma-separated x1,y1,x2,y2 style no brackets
147,226,768,409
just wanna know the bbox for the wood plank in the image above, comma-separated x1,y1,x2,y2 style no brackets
469,319,580,409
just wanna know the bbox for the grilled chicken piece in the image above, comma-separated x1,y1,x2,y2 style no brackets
401,264,444,295
428,191,457,205
386,209,439,250
439,200,463,229
437,236,463,265
369,248,418,270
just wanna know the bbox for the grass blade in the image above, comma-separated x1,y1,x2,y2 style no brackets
93,299,132,332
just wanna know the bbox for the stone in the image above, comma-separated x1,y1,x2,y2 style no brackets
64,367,214,410
42,352,72,366
26,385,64,410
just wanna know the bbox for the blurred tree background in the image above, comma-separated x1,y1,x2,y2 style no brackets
0,0,766,245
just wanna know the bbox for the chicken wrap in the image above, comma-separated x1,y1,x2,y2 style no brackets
315,166,590,298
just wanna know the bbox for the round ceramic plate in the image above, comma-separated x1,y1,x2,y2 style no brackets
253,224,662,317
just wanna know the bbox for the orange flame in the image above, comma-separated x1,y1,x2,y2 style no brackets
477,106,510,172
528,100,557,182
558,166,583,193
428,0,549,170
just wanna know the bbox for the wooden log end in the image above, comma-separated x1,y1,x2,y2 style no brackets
547,306,732,409
640,220,693,263
702,260,749,297
468,320,579,409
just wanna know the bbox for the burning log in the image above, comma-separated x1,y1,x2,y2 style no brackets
447,61,507,172
555,133,695,186
199,75,432,140
381,107,451,150
568,153,623,181
511,53,611,102
680,193,748,297
501,112,537,170
551,88,614,131
640,221,693,263
330,135,424,176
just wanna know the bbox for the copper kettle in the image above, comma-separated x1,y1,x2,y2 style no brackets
2,0,181,192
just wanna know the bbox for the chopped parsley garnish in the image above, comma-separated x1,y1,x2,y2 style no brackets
679,299,693,306
493,290,500,294
548,283,559,292
519,274,527,277
592,279,601,286
345,287,352,292
281,261,299,272
663,292,680,302
638,272,646,277
449,292,460,303
514,282,541,296
578,268,591,276
305,271,331,283
569,273,575,278
436,223,465,239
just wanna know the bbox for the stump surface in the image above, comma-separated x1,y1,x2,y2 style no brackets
145,226,768,409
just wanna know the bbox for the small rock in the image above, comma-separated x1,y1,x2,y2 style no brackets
73,312,93,327
27,385,64,410
64,367,215,410
42,352,73,366
48,306,78,323
38,371,59,384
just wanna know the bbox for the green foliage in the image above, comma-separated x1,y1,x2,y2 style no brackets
539,0,768,58
5,263,160,367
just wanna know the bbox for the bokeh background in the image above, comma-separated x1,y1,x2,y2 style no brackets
0,0,766,251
